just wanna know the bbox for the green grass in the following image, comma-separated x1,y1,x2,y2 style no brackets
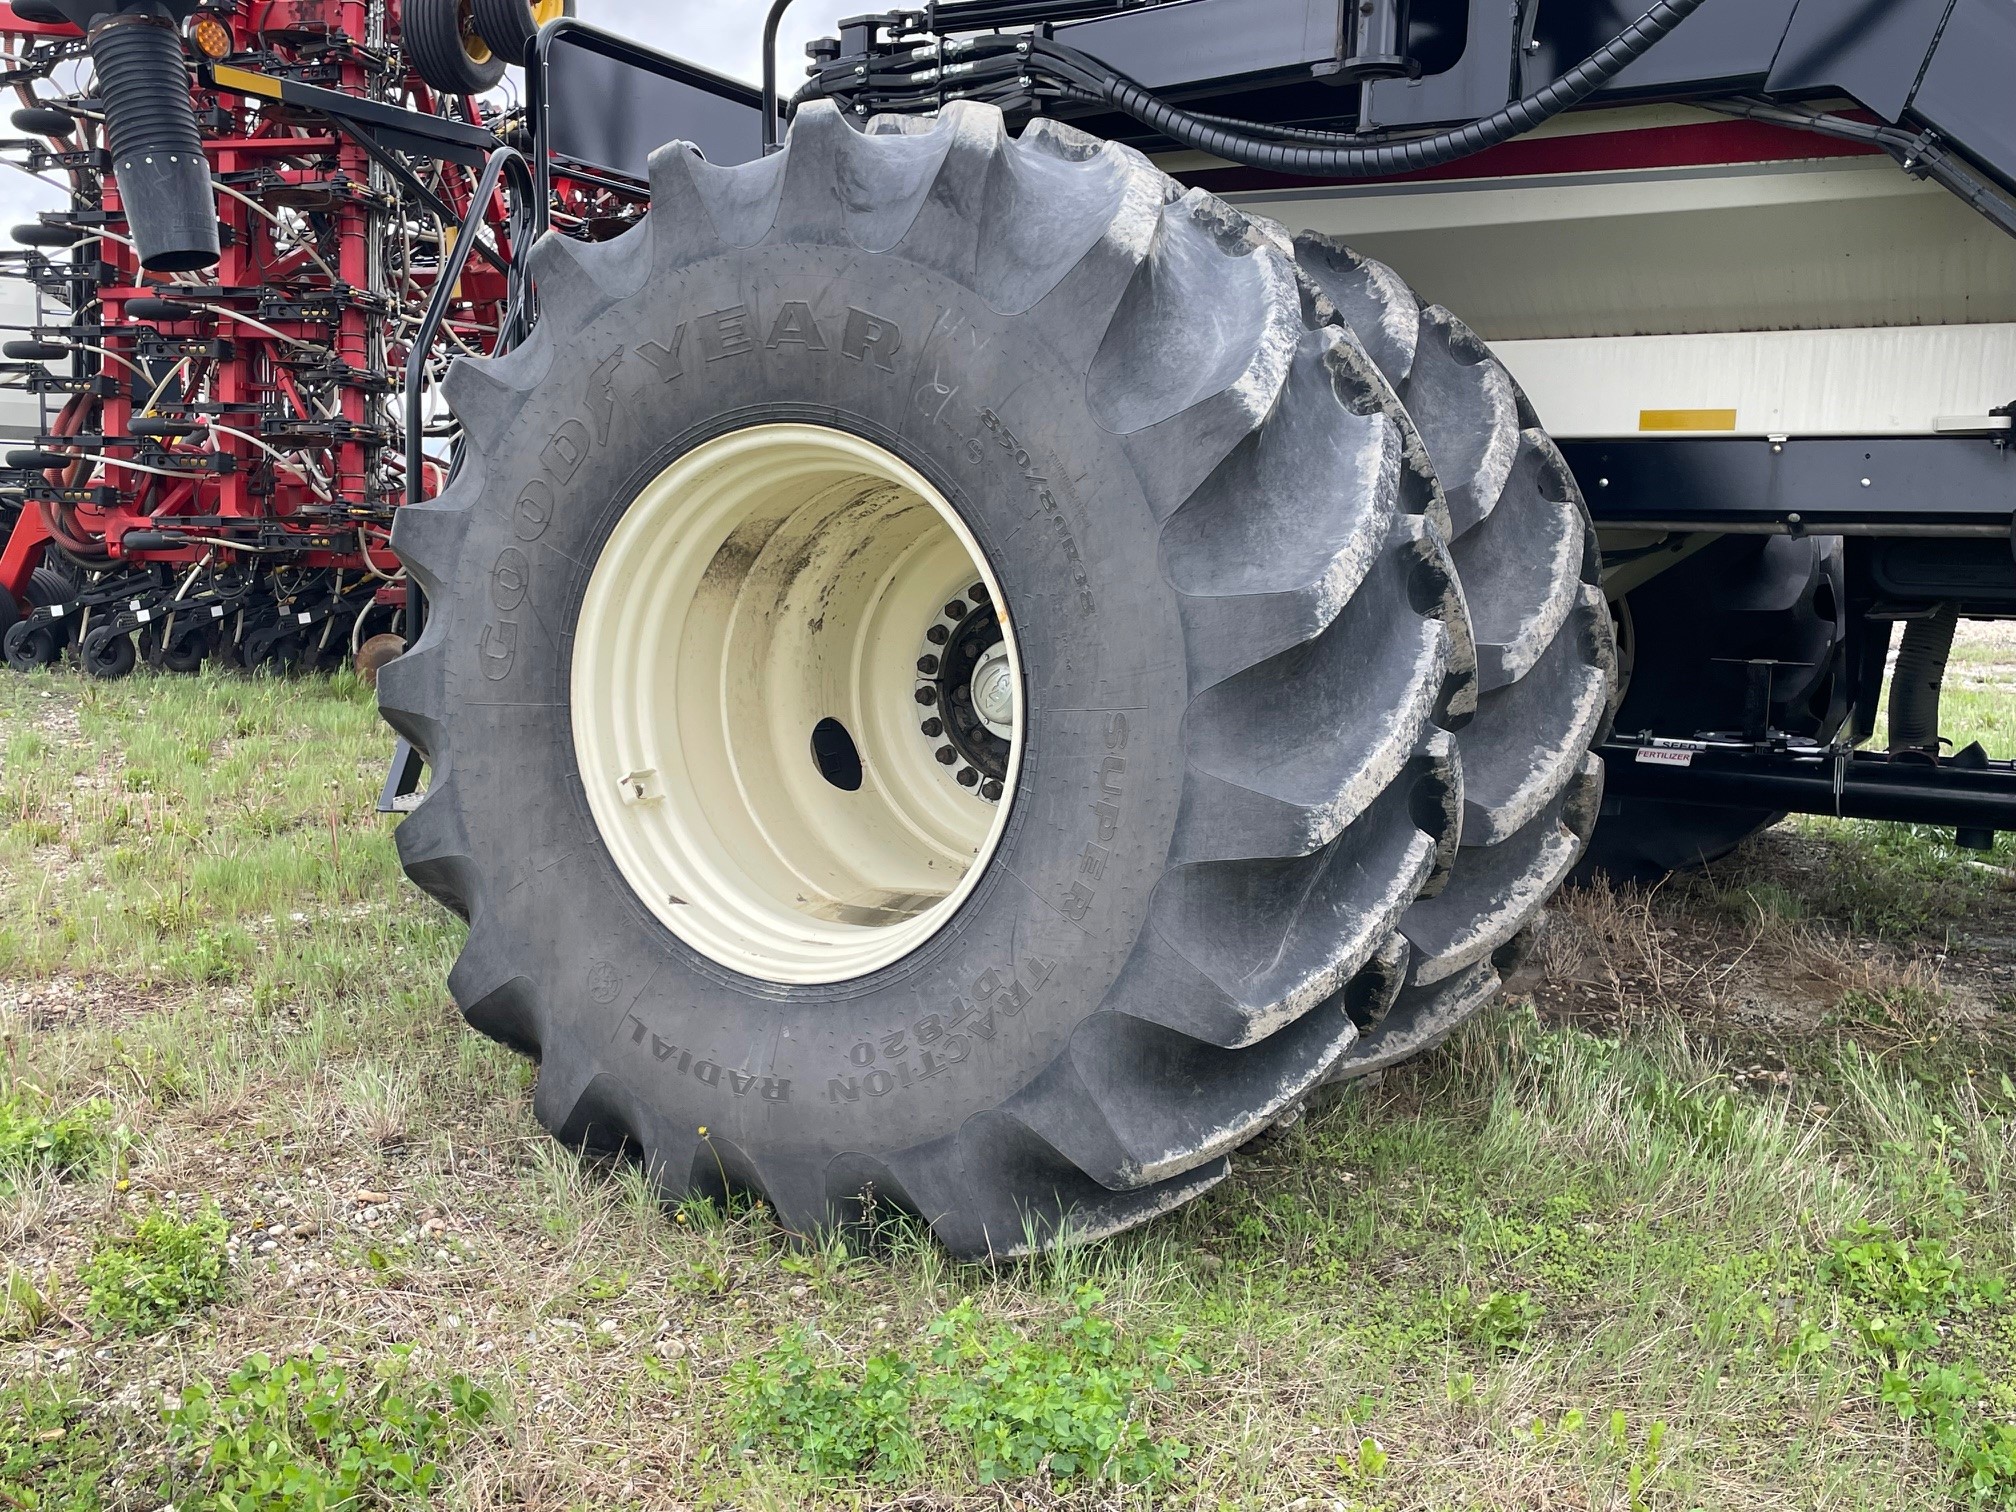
4,661,2016,1506
0,1375,115,1511
0,1088,114,1187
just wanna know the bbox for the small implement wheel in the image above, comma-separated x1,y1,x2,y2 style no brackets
4,617,60,672
80,623,137,680
405,0,506,96
471,0,573,64
143,624,209,674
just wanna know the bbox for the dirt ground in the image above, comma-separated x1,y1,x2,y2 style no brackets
1532,616,2016,1065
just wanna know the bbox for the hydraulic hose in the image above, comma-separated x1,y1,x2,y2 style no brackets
1705,97,2016,241
1034,0,1713,178
87,9,219,271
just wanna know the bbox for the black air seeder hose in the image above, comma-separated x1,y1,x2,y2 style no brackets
58,2,218,271
1889,605,1960,757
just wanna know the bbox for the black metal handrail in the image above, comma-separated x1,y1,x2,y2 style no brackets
403,143,538,515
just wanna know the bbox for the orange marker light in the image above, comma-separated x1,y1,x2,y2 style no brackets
187,13,234,62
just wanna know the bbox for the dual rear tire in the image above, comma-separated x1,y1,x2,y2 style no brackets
382,103,1613,1255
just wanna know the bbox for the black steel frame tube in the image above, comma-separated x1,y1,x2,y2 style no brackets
1602,746,2016,830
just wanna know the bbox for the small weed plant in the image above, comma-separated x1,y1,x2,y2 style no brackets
1453,1288,1542,1353
0,1089,114,1187
925,1286,1194,1485
1803,1222,2016,1505
81,1202,230,1334
165,1349,496,1511
1,1376,113,1511
729,1328,919,1481
732,1284,1195,1488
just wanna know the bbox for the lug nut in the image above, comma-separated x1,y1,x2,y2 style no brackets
920,717,943,737
926,624,949,645
956,767,978,787
981,778,1003,801
935,745,957,765
944,599,967,620
968,582,988,603
914,686,937,705
916,654,939,675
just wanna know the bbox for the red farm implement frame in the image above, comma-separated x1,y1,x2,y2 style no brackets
0,0,548,678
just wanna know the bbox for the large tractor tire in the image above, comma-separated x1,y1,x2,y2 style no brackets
1575,536,1846,886
381,102,1605,1256
1293,240,1613,1080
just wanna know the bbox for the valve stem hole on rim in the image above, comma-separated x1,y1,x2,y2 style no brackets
570,423,1022,986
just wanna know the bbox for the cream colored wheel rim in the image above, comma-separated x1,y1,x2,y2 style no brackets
571,424,1023,985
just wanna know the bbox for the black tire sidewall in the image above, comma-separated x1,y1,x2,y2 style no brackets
432,245,1189,1151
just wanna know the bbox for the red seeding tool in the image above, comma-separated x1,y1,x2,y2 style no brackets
0,0,556,678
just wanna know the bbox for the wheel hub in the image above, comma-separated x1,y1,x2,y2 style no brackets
971,644,1014,735
916,587,1012,801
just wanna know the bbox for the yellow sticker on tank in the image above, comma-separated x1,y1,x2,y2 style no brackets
1639,409,1738,432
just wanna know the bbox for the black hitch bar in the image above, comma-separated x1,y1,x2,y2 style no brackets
1601,738,2016,846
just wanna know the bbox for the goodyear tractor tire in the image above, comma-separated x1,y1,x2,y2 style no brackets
1575,536,1846,886
1292,238,1613,1080
405,0,506,97
380,102,1602,1256
471,0,574,64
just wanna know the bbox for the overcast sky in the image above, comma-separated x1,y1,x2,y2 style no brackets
0,2,858,242
603,0,862,85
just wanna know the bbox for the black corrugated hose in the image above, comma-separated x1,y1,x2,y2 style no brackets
1031,0,1714,178
1889,604,1960,757
89,9,219,271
